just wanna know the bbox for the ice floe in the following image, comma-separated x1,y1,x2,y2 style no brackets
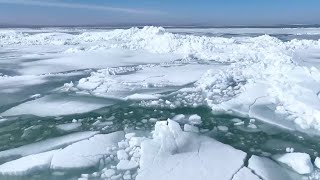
56,122,82,132
272,152,313,174
1,94,114,117
0,131,98,162
248,155,292,180
51,131,124,170
0,150,58,176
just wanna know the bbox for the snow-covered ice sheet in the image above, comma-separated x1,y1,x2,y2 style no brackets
17,49,180,75
71,63,225,99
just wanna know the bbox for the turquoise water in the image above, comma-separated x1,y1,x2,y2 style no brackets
1,101,320,179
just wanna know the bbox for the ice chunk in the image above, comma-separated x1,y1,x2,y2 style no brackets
51,131,124,170
0,131,98,162
56,122,82,132
117,150,129,160
126,93,159,100
137,120,247,180
217,126,229,132
172,114,186,122
0,150,58,176
232,167,260,180
102,169,116,178
272,152,313,174
315,157,320,169
116,160,139,170
188,114,202,125
248,155,292,180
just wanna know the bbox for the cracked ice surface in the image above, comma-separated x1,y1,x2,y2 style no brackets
137,120,247,180
51,131,125,170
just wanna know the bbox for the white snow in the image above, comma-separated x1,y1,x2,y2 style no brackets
137,119,247,180
0,150,58,176
272,152,313,174
50,131,124,170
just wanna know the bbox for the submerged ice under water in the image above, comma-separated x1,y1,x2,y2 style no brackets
1,26,320,179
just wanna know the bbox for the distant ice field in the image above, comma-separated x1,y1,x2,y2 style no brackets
1,26,320,179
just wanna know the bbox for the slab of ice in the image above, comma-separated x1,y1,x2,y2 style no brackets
50,131,124,170
1,94,114,117
272,152,313,174
0,131,98,162
232,167,260,180
56,123,82,132
248,155,292,180
315,157,320,169
125,93,159,100
188,114,202,125
137,120,247,180
0,150,58,176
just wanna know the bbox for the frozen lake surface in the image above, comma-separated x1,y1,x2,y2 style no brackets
1,26,320,179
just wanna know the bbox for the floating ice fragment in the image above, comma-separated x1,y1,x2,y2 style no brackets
56,122,82,132
217,125,229,132
272,152,313,174
248,155,292,180
188,114,202,125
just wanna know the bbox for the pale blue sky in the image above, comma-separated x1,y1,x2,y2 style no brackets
0,0,319,26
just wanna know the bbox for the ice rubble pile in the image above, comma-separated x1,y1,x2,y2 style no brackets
1,118,313,180
39,26,320,132
3,26,320,131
